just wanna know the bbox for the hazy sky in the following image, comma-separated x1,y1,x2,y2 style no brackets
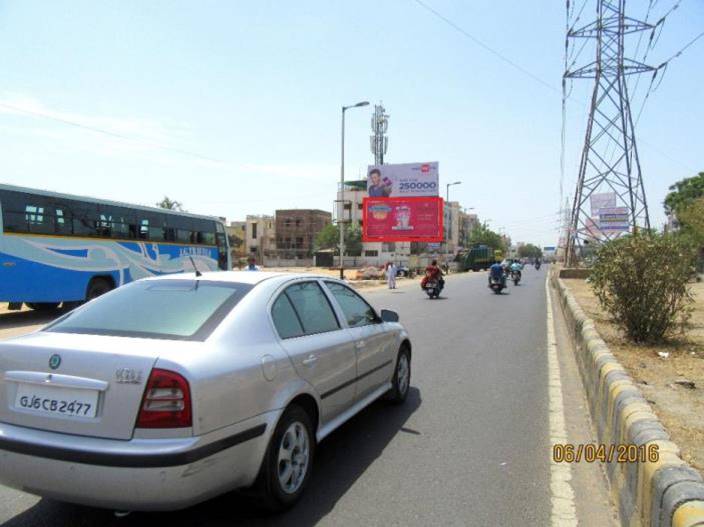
1,1,702,246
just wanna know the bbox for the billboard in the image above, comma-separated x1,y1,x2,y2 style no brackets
598,207,629,232
363,197,444,242
590,192,617,215
367,162,439,198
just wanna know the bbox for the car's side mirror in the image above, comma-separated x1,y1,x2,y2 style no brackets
380,309,399,323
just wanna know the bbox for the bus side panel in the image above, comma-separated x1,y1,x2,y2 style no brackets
0,235,219,303
0,251,119,303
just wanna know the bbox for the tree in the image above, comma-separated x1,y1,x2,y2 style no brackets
664,172,704,216
677,197,704,244
590,233,697,343
314,224,339,252
314,223,362,256
156,196,184,211
518,243,543,259
468,222,506,252
345,224,363,256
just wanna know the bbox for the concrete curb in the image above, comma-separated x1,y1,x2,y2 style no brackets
551,274,704,527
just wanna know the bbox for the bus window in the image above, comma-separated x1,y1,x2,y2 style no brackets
25,205,44,224
199,231,215,245
98,214,112,237
70,202,99,237
54,208,71,234
139,219,149,240
111,217,130,238
177,229,192,243
215,232,228,270
25,203,54,234
149,223,165,241
164,227,176,242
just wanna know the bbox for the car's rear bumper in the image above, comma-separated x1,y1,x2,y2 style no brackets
0,413,278,511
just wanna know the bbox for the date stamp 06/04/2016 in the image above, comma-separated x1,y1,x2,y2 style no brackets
552,443,660,463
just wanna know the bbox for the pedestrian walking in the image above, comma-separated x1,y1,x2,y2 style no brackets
386,261,397,289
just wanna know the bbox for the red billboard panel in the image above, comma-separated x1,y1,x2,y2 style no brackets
362,197,444,242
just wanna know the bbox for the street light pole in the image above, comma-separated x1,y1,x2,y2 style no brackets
444,181,461,255
339,101,369,279
446,181,461,203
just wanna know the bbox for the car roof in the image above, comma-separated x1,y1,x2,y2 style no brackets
141,271,336,286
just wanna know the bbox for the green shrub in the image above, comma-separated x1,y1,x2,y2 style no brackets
589,233,697,343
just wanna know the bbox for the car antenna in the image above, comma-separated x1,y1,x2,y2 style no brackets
188,255,202,277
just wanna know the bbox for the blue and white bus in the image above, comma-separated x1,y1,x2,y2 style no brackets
0,184,230,311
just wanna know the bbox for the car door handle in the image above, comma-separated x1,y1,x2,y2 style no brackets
355,340,366,349
302,354,318,366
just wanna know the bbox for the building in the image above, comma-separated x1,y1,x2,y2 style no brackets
226,220,247,263
336,180,411,266
275,209,332,259
245,215,276,262
444,201,461,254
458,211,480,248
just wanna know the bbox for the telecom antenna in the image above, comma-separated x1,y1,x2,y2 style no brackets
565,0,654,266
370,103,389,165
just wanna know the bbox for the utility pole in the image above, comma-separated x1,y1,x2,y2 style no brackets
565,0,653,266
370,104,388,165
339,101,369,279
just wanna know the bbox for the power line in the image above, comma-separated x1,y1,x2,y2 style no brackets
0,102,223,164
411,0,560,94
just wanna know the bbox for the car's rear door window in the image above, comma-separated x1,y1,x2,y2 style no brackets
324,281,379,328
283,281,340,336
45,280,252,340
271,293,304,339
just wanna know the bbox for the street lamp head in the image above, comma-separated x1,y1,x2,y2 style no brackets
355,101,370,107
452,181,462,185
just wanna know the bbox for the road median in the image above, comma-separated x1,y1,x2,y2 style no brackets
551,272,704,527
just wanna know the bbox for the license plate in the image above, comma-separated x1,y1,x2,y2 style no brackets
15,384,99,418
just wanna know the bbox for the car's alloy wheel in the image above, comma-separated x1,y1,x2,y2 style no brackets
387,348,411,404
255,404,315,511
277,421,310,495
397,353,410,397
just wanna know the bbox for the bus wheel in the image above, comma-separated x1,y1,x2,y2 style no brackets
26,302,60,311
86,278,113,301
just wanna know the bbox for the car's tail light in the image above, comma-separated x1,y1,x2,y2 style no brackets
136,369,192,428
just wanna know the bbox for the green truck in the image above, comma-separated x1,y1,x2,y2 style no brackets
459,244,501,272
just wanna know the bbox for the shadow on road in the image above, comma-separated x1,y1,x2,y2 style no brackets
3,388,422,527
0,310,62,331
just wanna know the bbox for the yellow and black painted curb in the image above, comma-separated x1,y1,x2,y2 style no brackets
551,274,704,527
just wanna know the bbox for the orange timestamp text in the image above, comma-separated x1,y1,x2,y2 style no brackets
552,443,659,463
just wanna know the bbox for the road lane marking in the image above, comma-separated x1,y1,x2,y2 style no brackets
546,276,578,526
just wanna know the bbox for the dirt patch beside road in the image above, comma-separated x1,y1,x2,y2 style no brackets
563,278,704,474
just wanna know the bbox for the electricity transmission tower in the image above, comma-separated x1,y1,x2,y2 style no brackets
565,0,654,266
370,103,388,165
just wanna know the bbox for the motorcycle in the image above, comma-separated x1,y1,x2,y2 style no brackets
510,269,521,286
534,261,541,270
489,276,505,294
424,279,442,299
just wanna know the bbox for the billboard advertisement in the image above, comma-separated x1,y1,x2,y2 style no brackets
367,162,439,198
590,192,617,215
598,207,629,232
363,197,443,242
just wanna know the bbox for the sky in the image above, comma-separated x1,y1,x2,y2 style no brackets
0,0,702,247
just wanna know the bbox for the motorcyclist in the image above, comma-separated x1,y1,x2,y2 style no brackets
510,259,523,280
489,261,506,287
421,259,444,291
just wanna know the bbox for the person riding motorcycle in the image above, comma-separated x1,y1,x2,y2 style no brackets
488,261,506,287
510,259,523,280
421,259,445,291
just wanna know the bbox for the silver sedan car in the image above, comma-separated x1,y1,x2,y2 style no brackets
0,272,411,512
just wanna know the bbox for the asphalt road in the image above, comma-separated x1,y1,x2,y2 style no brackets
0,268,618,526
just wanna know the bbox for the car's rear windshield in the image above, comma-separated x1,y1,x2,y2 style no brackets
45,280,253,341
